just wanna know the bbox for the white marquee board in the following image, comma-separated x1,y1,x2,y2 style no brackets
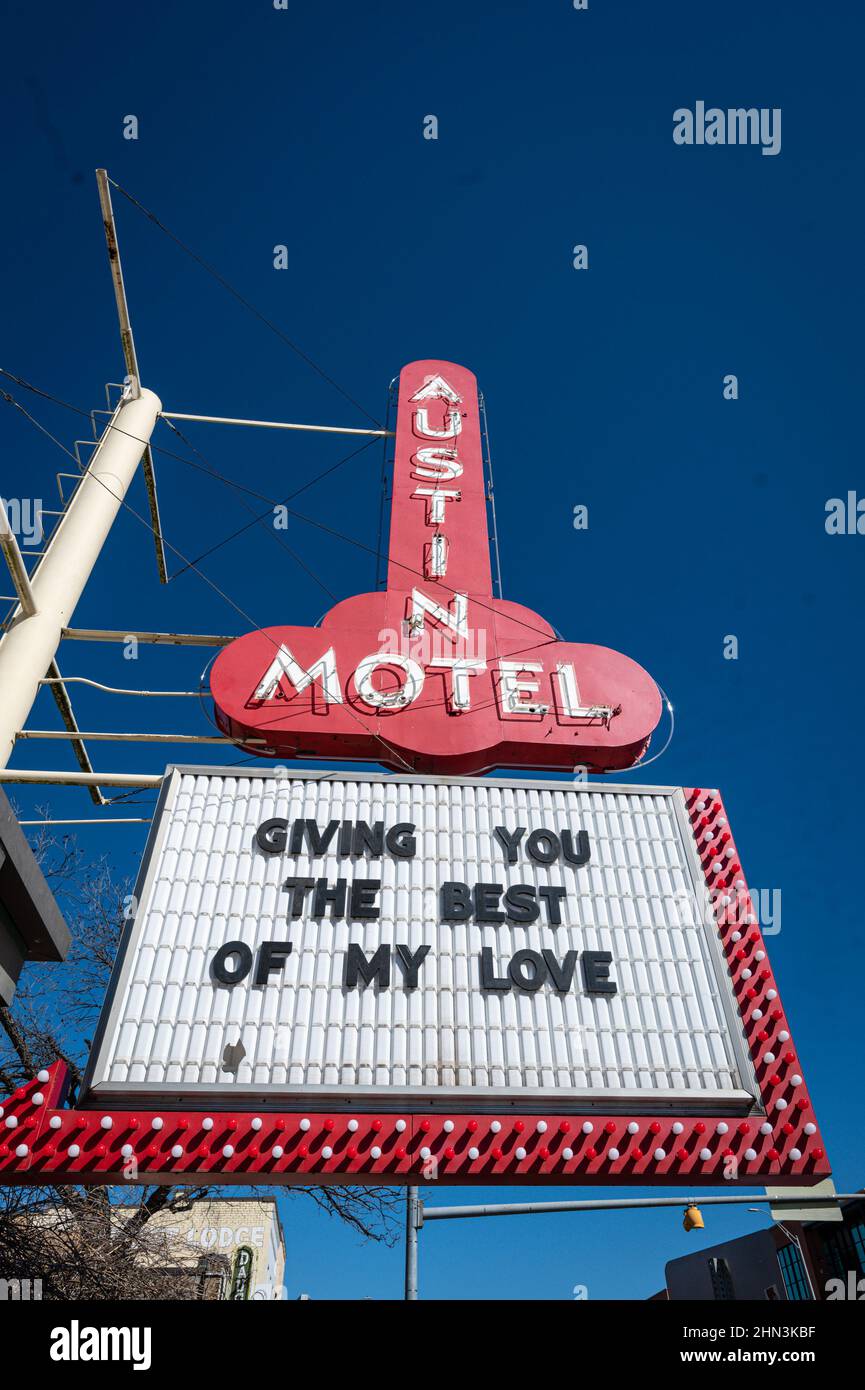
84,769,757,1110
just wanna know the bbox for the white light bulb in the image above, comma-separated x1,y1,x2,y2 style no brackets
778,1030,790,1043
562,1147,574,1161
15,1144,28,1158
4,1116,18,1129
775,1098,788,1111
347,1119,358,1133
272,1145,284,1159
764,1052,776,1063
627,1122,639,1135
152,1117,163,1131
251,1117,262,1131
744,1148,757,1161
752,1008,763,1019
468,1147,479,1161
608,1148,620,1161
760,1122,773,1135
699,1148,712,1161
790,1148,802,1161
716,1122,729,1135
420,1146,431,1160
395,1119,407,1133
672,1122,684,1135
202,1117,214,1131
68,1144,80,1158
322,1145,333,1160
32,1093,44,1107
653,1148,666,1161
490,1120,501,1134
766,989,777,1000
37,1069,50,1083
171,1145,183,1159
804,1123,816,1136
791,1074,802,1087
515,1146,527,1160
731,931,742,942
121,1144,134,1158
222,1144,234,1158
536,1120,548,1133
443,1120,454,1133
100,1116,113,1130
49,1116,62,1130
299,1118,311,1132
581,1122,593,1135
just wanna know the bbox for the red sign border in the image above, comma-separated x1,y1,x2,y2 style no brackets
0,787,829,1187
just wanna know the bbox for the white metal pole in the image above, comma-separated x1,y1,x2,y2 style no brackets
160,412,392,438
0,387,161,767
0,500,38,617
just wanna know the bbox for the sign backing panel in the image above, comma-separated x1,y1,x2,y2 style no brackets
86,769,755,1110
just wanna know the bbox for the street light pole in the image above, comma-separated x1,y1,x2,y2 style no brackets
405,1186,420,1301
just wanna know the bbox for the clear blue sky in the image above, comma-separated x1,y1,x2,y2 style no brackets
2,0,863,1298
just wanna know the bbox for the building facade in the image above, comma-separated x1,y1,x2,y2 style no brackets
123,1197,286,1301
655,1195,864,1301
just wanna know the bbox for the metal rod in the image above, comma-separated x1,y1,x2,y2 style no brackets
420,1193,856,1223
16,730,266,744
405,1186,420,1301
19,818,151,826
44,659,105,806
95,169,167,583
0,770,163,788
160,411,393,439
61,627,236,647
0,389,161,769
0,498,38,617
38,676,200,697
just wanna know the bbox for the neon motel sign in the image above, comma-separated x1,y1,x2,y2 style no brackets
211,361,662,774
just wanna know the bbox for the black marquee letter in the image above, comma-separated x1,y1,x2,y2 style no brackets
212,940,254,985
345,943,391,988
254,941,293,986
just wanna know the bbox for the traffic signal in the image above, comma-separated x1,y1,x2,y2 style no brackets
683,1204,705,1232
